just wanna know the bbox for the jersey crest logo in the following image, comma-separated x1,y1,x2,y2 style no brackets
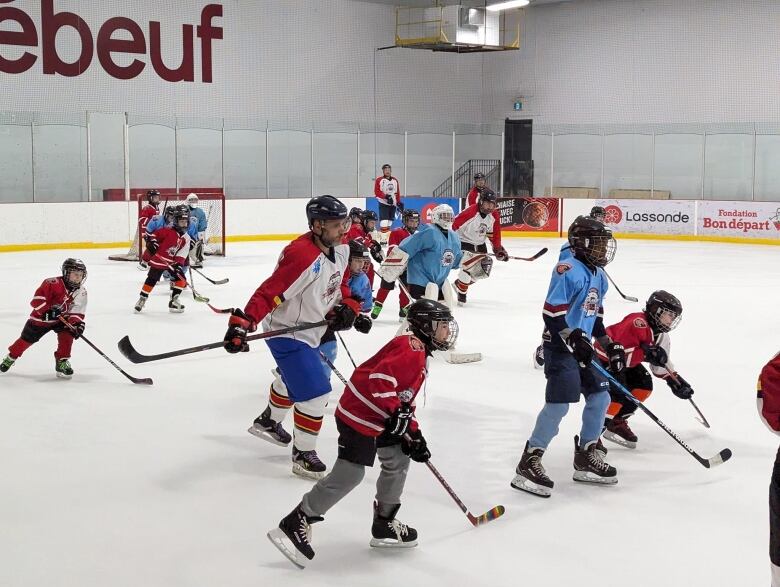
167,246,178,256
398,389,414,403
478,224,488,237
322,272,341,299
582,287,600,316
556,263,572,275
441,249,455,267
409,336,425,352
633,317,648,328
312,258,321,275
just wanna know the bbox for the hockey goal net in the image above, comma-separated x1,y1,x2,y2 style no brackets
109,192,226,261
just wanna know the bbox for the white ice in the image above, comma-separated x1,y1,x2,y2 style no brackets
0,238,777,587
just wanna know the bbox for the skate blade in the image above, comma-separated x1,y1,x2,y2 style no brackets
369,537,418,548
246,426,290,447
55,372,73,380
572,470,618,485
445,352,482,364
267,528,309,569
134,308,143,314
510,475,552,498
603,431,637,449
168,308,185,314
292,463,325,480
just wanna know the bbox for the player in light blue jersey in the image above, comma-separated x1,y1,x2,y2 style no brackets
511,216,627,498
185,193,208,268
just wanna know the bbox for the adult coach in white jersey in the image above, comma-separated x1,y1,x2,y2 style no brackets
374,163,402,246
223,195,363,479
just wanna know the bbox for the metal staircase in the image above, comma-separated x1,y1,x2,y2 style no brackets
432,159,501,199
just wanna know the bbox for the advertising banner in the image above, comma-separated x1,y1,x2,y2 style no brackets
363,197,461,229
497,197,559,233
697,201,780,240
595,199,695,236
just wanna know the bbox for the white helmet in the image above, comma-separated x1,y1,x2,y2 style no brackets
430,204,454,231
186,193,199,207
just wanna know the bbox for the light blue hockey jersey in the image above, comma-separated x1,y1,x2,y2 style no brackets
147,215,199,240
399,224,462,288
348,272,373,312
189,206,208,233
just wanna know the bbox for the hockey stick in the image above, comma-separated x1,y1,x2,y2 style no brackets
118,320,328,364
321,351,505,526
58,318,153,385
601,268,639,302
488,247,549,262
206,303,233,314
660,365,711,429
191,266,229,285
591,361,730,468
336,333,357,369
185,268,210,303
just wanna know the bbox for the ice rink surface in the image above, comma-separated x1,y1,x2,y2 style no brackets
1,237,778,587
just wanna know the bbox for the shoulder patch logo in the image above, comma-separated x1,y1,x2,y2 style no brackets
633,317,648,328
312,258,321,275
409,336,425,352
556,263,572,274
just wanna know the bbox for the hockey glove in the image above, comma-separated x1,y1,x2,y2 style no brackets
396,202,404,212
666,373,694,400
605,342,626,373
70,321,85,340
369,241,384,263
386,404,413,437
224,309,255,354
494,245,510,262
401,429,431,463
384,195,394,206
566,328,594,365
641,343,668,368
354,313,373,334
168,263,186,282
43,305,63,321
143,233,159,255
326,298,361,332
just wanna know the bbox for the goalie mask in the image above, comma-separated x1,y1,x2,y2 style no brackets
186,193,199,209
406,299,458,352
645,290,682,333
62,258,87,290
430,204,454,231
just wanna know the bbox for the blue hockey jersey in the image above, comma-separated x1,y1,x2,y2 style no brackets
399,224,462,288
348,272,373,312
189,206,208,233
147,215,199,241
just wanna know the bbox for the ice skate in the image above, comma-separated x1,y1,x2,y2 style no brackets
55,358,73,379
247,405,291,446
291,447,326,480
267,504,322,569
370,503,418,548
134,297,146,313
532,345,545,369
137,261,148,271
168,294,185,313
370,301,383,320
510,441,554,498
573,435,618,485
603,416,638,449
0,355,16,373
456,291,467,306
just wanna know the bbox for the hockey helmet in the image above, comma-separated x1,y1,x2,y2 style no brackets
590,206,606,222
402,209,420,233
306,195,348,227
567,215,616,268
645,290,682,333
430,204,454,231
406,299,458,351
62,258,87,290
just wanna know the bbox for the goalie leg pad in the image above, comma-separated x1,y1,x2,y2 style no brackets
379,247,409,282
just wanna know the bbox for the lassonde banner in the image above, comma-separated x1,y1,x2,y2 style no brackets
697,201,780,240
595,199,696,236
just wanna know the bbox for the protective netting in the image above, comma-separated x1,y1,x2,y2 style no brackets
108,193,225,261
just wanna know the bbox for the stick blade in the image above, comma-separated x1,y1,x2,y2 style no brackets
211,277,229,285
118,336,147,364
706,448,732,468
131,377,154,385
531,247,548,260
469,505,506,526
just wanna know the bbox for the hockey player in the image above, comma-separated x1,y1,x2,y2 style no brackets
185,193,208,268
319,240,374,382
343,210,382,285
267,299,458,568
1,259,87,379
590,205,606,222
374,163,402,245
349,206,364,226
594,290,691,449
757,351,780,586
452,189,508,305
134,207,192,314
371,209,419,321
466,172,488,207
138,189,161,270
511,216,625,497
224,195,362,480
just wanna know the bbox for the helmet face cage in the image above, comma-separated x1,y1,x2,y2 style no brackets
429,317,459,351
590,206,606,222
186,193,198,207
62,258,87,289
431,205,454,230
582,234,616,267
646,292,682,333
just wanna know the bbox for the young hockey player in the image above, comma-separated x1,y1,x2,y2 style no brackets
185,193,208,268
349,207,364,226
594,290,691,449
371,209,419,321
138,189,161,270
590,205,606,222
134,207,191,314
267,299,458,569
757,351,780,586
224,195,362,480
452,188,509,305
512,216,625,498
343,210,382,286
1,259,87,379
319,240,374,382
466,172,488,207
374,163,403,245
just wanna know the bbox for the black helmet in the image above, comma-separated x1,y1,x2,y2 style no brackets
645,290,682,333
349,207,363,221
590,206,606,222
402,209,420,233
348,239,370,268
478,188,497,205
306,195,348,227
146,189,161,206
474,172,485,181
567,215,616,268
62,258,87,290
361,210,378,223
172,206,190,234
381,163,392,171
406,299,458,352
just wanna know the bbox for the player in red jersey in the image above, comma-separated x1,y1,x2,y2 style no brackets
370,209,419,321
133,206,192,314
224,195,365,480
466,172,488,207
1,259,88,379
758,351,780,585
343,209,381,285
594,290,691,448
452,188,508,305
374,163,402,245
267,299,458,568
138,190,161,270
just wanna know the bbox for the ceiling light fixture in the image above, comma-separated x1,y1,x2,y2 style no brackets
486,0,530,11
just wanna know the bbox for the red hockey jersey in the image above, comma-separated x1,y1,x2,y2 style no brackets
336,334,428,437
28,276,87,326
343,223,378,249
388,226,411,249
139,203,159,231
595,311,676,376
758,352,780,434
148,227,190,270
466,186,481,207
452,204,502,249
